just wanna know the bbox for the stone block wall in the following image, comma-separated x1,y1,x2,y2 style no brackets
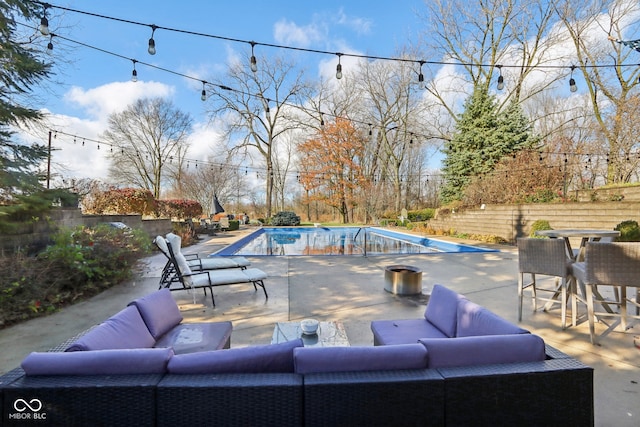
427,202,640,243
2,209,172,253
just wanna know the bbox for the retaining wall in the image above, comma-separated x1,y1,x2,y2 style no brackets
2,209,172,253
427,202,640,243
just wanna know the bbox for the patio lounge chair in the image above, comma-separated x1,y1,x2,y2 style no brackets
154,234,251,287
161,237,268,306
164,233,250,271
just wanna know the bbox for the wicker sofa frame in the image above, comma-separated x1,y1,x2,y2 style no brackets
1,340,592,426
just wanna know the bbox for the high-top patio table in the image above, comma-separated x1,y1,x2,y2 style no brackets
535,229,620,261
535,229,621,316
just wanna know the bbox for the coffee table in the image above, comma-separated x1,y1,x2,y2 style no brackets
271,321,350,347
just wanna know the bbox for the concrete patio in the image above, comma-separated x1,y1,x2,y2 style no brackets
1,228,638,426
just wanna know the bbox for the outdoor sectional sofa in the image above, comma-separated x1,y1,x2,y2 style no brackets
0,287,593,426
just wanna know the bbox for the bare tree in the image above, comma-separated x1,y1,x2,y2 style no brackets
555,0,640,184
168,151,241,216
357,55,430,212
103,97,192,198
418,0,562,119
205,53,311,218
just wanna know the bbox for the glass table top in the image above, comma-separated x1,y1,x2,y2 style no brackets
271,321,350,347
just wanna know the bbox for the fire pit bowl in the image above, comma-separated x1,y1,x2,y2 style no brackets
384,265,423,296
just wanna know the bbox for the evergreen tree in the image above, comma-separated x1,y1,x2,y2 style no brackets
0,1,51,203
440,86,537,203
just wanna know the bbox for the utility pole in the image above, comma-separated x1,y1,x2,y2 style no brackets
46,131,52,189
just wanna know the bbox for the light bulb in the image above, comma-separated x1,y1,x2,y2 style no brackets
39,16,49,36
497,75,504,91
569,78,577,92
131,69,138,82
148,38,156,55
46,40,53,54
201,89,206,101
250,55,258,72
336,63,342,80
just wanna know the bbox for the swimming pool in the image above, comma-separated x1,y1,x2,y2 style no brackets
214,227,496,256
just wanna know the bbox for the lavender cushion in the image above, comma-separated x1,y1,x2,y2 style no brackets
419,334,546,368
129,289,183,340
293,344,428,374
154,321,232,354
65,306,156,351
456,299,528,337
167,338,303,374
371,318,447,345
21,348,173,376
424,285,466,337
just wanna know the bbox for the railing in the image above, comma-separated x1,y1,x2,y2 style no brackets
353,227,368,257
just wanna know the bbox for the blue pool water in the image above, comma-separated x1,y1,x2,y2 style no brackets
214,227,496,256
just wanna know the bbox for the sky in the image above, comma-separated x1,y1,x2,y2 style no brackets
19,0,427,183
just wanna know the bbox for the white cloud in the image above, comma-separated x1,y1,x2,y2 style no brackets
64,81,174,121
335,8,372,35
273,19,324,47
187,121,226,161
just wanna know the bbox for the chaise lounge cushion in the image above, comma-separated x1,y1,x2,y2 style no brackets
167,338,304,374
128,289,183,340
65,306,156,351
21,348,173,376
424,284,467,337
293,344,428,374
456,299,529,337
419,334,546,368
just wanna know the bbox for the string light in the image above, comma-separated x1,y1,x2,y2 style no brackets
131,59,138,82
250,42,258,73
336,53,343,80
34,1,640,84
200,81,206,101
496,65,504,90
569,65,577,92
39,4,50,36
46,35,53,54
48,127,640,185
418,61,425,83
148,25,157,55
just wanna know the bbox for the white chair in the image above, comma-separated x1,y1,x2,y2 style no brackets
572,242,640,344
219,217,230,231
517,238,575,329
161,237,268,306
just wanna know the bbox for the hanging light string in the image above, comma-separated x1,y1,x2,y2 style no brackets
24,19,625,149
19,20,433,141
31,0,640,80
49,128,639,186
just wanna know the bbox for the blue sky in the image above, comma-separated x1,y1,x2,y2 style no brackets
24,1,427,181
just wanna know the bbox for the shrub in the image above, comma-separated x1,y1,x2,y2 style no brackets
0,224,151,328
228,220,240,231
407,209,435,222
614,220,640,242
529,220,552,238
270,211,301,226
157,199,203,220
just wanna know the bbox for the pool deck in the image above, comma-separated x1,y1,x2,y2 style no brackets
1,227,639,426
